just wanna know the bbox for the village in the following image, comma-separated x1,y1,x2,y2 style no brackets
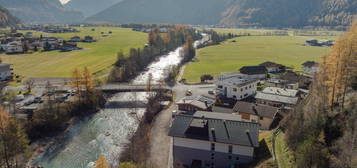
168,60,319,168
0,28,96,54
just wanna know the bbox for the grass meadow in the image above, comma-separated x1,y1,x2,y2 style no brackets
0,27,147,79
183,34,337,82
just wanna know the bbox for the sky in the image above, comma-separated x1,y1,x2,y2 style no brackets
59,0,71,4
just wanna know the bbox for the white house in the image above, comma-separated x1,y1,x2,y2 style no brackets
0,64,12,81
302,61,319,74
5,41,24,54
255,87,300,108
216,73,258,100
169,111,259,168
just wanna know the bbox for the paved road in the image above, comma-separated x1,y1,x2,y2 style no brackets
147,83,214,168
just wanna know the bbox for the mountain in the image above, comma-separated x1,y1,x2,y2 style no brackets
86,0,234,25
0,6,20,27
87,0,357,28
64,0,123,17
0,0,83,24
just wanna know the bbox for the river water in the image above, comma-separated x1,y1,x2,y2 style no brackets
33,34,209,168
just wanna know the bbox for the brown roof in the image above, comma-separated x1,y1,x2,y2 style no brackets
233,101,279,118
259,61,284,68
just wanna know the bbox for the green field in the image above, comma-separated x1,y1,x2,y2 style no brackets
183,35,335,82
0,27,147,78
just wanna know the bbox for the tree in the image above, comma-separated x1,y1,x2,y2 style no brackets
95,156,109,168
71,68,82,96
82,67,93,91
0,108,29,168
25,79,35,94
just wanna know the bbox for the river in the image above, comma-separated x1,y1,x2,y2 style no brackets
33,34,209,168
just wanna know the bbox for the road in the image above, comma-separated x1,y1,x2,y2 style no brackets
147,83,214,168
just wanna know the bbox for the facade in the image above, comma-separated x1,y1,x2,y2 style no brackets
0,64,12,81
216,73,258,100
259,61,285,73
169,112,259,168
233,101,279,130
5,41,24,54
302,61,319,74
177,95,215,112
239,66,268,79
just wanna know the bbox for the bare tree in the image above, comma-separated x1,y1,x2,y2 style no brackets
25,79,35,94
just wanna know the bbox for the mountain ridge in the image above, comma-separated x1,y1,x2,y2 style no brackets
0,6,20,27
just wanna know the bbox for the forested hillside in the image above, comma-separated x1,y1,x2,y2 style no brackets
0,0,83,24
87,0,357,29
283,23,357,167
64,0,123,17
0,6,20,27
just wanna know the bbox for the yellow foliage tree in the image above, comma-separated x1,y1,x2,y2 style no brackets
71,68,82,96
83,67,94,91
95,156,109,168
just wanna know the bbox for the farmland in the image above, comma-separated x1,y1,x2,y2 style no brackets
0,27,147,79
183,34,339,82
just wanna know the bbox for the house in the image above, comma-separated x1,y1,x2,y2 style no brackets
0,64,12,81
302,61,319,74
266,78,299,90
259,61,285,73
216,73,258,100
278,70,312,89
255,92,299,108
5,41,24,54
83,36,95,42
261,87,299,97
41,37,60,51
177,95,215,113
239,66,268,79
70,36,81,42
233,101,279,130
169,111,259,168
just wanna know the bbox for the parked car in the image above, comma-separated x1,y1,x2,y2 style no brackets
185,90,192,96
15,94,25,101
34,97,43,103
24,100,33,106
208,90,215,95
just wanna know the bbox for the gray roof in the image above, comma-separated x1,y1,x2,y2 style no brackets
255,92,298,105
194,111,241,121
262,87,298,97
233,101,279,118
168,113,259,147
177,95,215,109
0,64,11,72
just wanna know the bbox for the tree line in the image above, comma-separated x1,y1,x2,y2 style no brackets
109,25,201,82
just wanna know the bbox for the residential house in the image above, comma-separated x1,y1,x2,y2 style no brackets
233,101,279,130
239,66,268,79
169,111,259,168
216,73,258,100
259,61,285,73
278,70,312,89
265,78,299,90
0,64,12,81
177,95,215,113
5,41,24,54
302,61,319,74
255,87,299,108
41,37,61,51
83,36,95,42
70,36,81,42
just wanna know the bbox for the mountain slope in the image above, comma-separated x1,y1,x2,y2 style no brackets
64,0,123,17
87,0,357,28
0,6,20,27
0,0,83,24
86,0,234,25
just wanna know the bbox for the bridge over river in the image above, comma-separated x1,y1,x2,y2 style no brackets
97,83,172,93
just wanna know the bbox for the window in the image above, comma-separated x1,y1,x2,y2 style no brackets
228,155,232,160
240,95,243,99
241,88,243,91
233,88,237,92
245,86,248,90
218,85,223,89
260,116,264,120
228,145,233,153
211,143,215,151
236,157,240,160
249,85,252,88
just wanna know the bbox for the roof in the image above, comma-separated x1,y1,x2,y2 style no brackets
194,111,241,121
259,61,284,68
212,106,234,114
177,95,215,109
233,101,279,118
302,61,318,67
255,92,298,105
262,87,298,97
216,74,257,87
168,114,259,147
240,66,268,75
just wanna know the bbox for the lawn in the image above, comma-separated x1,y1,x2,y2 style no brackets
183,35,334,82
0,27,147,79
